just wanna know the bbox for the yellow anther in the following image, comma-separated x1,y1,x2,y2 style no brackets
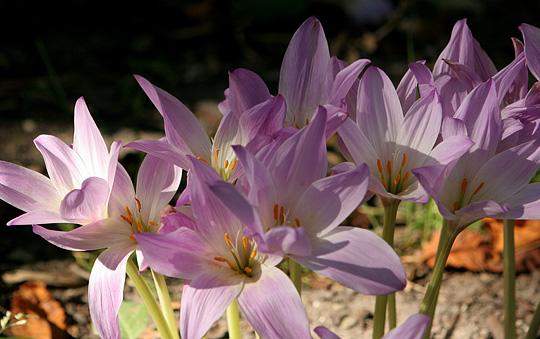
473,182,485,195
244,267,252,273
214,148,220,163
121,215,132,224
129,234,136,241
125,206,134,223
250,249,257,260
149,221,159,226
394,173,401,186
243,237,248,252
225,233,232,247
401,153,407,168
381,179,389,190
387,160,392,175
135,197,142,211
224,160,229,169
273,204,279,220
294,218,301,227
461,178,468,194
214,256,227,262
137,221,143,232
227,261,236,269
197,157,209,165
402,171,410,183
229,160,238,172
377,159,383,174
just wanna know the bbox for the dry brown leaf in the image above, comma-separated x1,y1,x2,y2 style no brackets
4,281,67,339
422,229,498,272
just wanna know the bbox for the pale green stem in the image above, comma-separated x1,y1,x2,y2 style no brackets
387,293,396,330
503,219,516,339
151,270,180,339
419,219,457,339
372,198,401,339
227,299,242,339
126,259,173,339
289,259,303,295
526,298,540,339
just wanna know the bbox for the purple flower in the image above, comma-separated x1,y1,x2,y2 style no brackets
413,79,540,232
337,66,473,203
210,107,407,295
32,154,182,338
136,156,311,339
0,97,121,225
126,74,286,183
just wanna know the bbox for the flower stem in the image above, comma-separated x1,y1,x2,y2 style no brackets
526,298,540,339
387,293,396,329
372,198,400,339
126,259,173,339
151,270,180,339
289,259,303,295
419,219,457,339
503,219,516,339
227,299,242,339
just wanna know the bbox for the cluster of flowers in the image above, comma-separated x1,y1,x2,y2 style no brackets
2,16,540,339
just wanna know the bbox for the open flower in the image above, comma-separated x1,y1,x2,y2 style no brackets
210,107,407,295
32,154,182,338
337,66,473,203
135,156,311,339
0,97,121,225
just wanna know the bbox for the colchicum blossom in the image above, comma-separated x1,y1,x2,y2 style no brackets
127,74,286,182
0,97,121,226
135,156,311,339
32,154,182,338
413,79,540,233
210,107,407,295
337,66,473,203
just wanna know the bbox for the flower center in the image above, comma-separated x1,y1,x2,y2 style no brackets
377,153,410,195
272,204,301,229
123,197,159,241
452,178,485,212
197,147,238,181
214,233,257,277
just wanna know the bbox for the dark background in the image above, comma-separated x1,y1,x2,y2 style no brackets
1,0,540,266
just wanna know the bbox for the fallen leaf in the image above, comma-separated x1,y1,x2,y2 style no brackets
4,281,67,339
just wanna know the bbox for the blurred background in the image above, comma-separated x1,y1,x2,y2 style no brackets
1,0,540,336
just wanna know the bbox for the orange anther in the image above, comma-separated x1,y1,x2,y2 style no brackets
402,171,410,183
294,218,301,227
129,234,136,241
225,233,232,247
229,160,238,172
401,153,407,167
135,197,142,211
224,160,229,169
197,157,209,165
244,267,252,273
250,249,257,259
387,160,392,174
273,204,279,220
377,159,383,174
242,236,248,251
461,178,468,194
473,182,485,195
394,173,401,186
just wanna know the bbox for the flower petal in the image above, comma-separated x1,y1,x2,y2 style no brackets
382,313,431,339
520,23,540,81
88,248,132,339
125,138,191,169
292,227,407,295
266,226,312,257
327,58,370,107
180,273,243,339
228,68,271,117
237,266,311,339
59,176,110,223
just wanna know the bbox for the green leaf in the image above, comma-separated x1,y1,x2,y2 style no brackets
119,301,150,339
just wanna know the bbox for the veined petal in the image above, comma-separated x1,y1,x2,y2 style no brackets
279,16,330,127
455,200,508,230
323,104,348,140
8,211,65,226
397,61,427,114
125,138,191,169
237,266,311,339
265,226,312,257
181,273,243,339
443,60,483,92
72,97,109,178
59,176,110,223
425,135,474,167
314,326,341,339
492,52,526,104
88,249,131,339
34,134,88,194
136,155,182,223
292,163,369,236
228,68,271,117
356,66,403,156
502,182,540,219
134,228,210,279
134,75,212,160
337,118,380,174
292,227,406,295
268,106,328,204
433,19,474,79
396,90,442,164
107,163,136,220
413,164,458,221
520,23,540,81
239,95,287,142
32,218,132,251
327,58,370,107
0,161,62,213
